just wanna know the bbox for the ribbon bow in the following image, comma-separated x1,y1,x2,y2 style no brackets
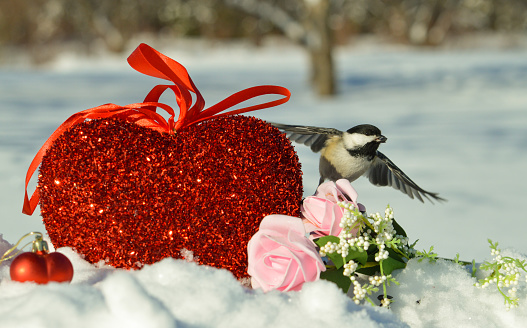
23,43,291,215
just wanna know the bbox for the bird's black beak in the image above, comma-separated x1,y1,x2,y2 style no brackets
376,135,387,143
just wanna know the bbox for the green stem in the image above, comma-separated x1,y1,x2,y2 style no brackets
391,245,411,260
380,260,388,298
361,216,376,233
494,270,512,304
437,256,473,266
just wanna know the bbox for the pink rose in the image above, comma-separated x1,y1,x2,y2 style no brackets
301,197,344,238
247,215,326,292
315,179,361,205
301,179,365,238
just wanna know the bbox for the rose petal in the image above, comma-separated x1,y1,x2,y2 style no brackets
335,179,359,203
301,219,319,236
247,215,326,292
301,197,344,237
314,181,341,202
301,197,329,227
258,215,306,239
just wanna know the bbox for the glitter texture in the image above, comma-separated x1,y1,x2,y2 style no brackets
38,116,303,278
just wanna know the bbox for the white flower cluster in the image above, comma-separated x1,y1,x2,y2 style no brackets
319,242,338,258
343,260,358,277
371,210,395,243
337,202,373,251
476,241,527,310
320,203,404,273
375,244,389,262
318,203,408,307
337,201,359,230
348,234,371,251
369,274,387,287
380,297,392,308
319,239,354,258
351,279,367,304
320,202,370,258
349,275,390,305
369,208,400,264
399,235,416,257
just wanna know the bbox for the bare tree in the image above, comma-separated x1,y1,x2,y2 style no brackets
400,0,458,45
3,0,527,70
224,0,337,96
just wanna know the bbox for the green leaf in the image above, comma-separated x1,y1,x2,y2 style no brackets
315,236,344,268
314,235,340,248
346,248,368,265
366,250,377,263
327,247,367,269
320,268,352,293
315,236,367,269
387,247,404,262
416,246,438,263
328,253,345,269
356,263,380,276
382,257,407,275
391,218,407,237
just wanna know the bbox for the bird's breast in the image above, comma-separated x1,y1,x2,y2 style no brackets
320,140,371,182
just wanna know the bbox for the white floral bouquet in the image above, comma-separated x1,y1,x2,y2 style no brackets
247,179,413,306
246,179,527,309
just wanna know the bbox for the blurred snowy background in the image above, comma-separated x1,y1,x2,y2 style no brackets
1,2,527,326
2,0,526,262
3,40,527,262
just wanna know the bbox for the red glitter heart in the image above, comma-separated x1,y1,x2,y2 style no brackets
38,115,302,278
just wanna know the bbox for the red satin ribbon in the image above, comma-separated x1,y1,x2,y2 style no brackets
23,43,291,215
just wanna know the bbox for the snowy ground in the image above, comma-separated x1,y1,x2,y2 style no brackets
1,39,527,326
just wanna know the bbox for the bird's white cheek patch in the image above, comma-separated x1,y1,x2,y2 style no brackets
343,133,377,148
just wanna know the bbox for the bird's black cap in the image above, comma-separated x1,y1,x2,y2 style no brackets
346,124,382,136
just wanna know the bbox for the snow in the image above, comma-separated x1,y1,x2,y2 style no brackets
1,39,527,326
0,236,403,328
392,254,527,327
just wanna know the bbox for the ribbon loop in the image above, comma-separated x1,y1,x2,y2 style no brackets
22,43,291,215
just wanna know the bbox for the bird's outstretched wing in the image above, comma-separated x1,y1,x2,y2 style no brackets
269,123,342,153
366,151,446,203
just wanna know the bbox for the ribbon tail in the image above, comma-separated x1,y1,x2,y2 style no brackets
23,175,40,215
180,85,291,129
22,108,94,215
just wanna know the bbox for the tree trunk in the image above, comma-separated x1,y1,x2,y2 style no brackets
308,39,335,96
223,0,336,96
305,0,335,96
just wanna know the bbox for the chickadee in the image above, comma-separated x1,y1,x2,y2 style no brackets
271,122,445,203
